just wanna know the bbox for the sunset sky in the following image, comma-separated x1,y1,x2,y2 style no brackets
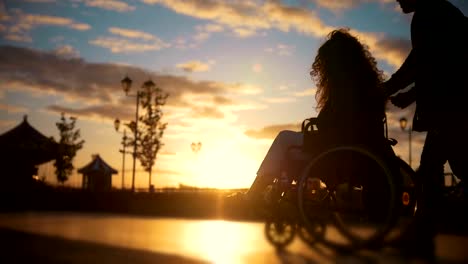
1,0,466,189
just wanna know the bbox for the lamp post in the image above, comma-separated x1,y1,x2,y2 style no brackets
114,118,130,190
399,117,412,168
120,76,146,192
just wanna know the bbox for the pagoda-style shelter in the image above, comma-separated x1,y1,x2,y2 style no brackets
0,115,58,189
78,154,117,191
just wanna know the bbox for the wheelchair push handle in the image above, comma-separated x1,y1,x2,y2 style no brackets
301,117,319,133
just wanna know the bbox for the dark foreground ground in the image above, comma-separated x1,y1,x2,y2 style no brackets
1,188,467,263
0,228,207,264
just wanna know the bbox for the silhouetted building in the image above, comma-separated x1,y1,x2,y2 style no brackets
78,154,117,191
0,115,58,190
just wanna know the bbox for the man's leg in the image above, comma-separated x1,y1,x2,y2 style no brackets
419,129,446,223
411,129,446,255
446,123,468,191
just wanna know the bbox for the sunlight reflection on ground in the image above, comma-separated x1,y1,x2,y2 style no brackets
0,212,467,264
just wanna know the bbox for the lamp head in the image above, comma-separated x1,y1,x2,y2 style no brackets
114,118,121,131
399,117,408,130
121,76,132,95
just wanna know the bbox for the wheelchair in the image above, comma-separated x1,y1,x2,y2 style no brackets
264,117,418,250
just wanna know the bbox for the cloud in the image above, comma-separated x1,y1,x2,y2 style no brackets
0,2,7,22
108,27,157,40
176,60,213,73
232,27,257,38
261,97,296,104
142,0,408,68
89,37,168,53
293,88,316,97
186,23,225,48
375,37,412,66
191,106,225,119
89,27,169,53
312,0,395,12
265,43,295,56
313,0,357,11
349,30,411,68
142,0,271,30
193,31,210,42
0,45,263,122
23,0,56,3
202,23,224,33
46,104,132,121
0,119,17,130
212,95,234,105
195,23,224,36
0,9,90,42
53,44,80,58
81,0,136,12
225,83,262,95
245,122,301,140
0,103,28,113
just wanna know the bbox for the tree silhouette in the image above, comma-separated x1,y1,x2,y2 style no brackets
54,113,85,184
126,80,168,188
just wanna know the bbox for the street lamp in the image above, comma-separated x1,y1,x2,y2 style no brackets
114,118,130,190
119,76,156,192
121,76,132,95
399,117,412,168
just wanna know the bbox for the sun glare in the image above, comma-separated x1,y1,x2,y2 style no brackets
189,143,258,189
181,220,262,264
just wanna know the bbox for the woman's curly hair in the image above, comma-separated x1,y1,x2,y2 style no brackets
310,29,384,111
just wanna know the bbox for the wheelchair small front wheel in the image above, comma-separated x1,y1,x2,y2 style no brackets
264,220,296,249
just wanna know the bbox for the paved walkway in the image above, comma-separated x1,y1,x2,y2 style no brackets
1,227,467,264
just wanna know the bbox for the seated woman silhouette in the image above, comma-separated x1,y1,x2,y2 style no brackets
242,29,386,204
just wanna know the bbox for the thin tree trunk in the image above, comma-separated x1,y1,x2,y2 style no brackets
148,168,152,191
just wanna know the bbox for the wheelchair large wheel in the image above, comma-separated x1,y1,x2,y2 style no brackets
396,157,417,217
264,220,296,249
297,146,399,249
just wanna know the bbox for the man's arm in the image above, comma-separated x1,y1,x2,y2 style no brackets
384,50,416,97
390,86,417,109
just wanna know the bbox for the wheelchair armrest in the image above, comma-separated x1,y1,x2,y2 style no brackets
387,138,398,146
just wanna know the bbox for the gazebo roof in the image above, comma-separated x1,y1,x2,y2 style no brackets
0,115,58,165
78,154,118,175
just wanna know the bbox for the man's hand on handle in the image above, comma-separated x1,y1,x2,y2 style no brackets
389,89,416,109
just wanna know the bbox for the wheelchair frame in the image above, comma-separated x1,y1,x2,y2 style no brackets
263,117,418,250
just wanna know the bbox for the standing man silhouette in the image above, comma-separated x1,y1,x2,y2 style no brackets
385,0,468,259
